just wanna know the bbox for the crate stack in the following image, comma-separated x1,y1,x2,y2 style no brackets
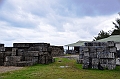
98,41,116,70
13,43,54,66
50,46,64,57
4,56,22,66
0,43,55,67
82,47,91,68
4,47,23,66
0,44,5,66
16,46,39,67
77,46,86,64
0,42,63,67
81,41,117,70
31,43,53,64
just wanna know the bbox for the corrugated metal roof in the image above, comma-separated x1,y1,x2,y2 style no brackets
65,35,120,47
96,35,120,42
65,41,89,47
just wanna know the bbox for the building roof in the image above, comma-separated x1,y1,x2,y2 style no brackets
65,35,120,47
96,35,120,43
65,40,89,47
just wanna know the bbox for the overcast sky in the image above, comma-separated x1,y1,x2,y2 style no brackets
0,0,120,46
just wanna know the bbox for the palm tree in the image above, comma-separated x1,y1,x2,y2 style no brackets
112,18,120,30
111,13,120,35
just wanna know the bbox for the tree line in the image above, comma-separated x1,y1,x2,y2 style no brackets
94,13,120,41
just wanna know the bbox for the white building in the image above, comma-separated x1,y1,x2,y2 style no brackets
96,35,120,50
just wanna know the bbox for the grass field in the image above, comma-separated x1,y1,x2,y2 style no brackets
0,57,120,79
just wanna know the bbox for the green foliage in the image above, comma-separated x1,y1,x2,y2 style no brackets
111,29,120,35
112,18,120,30
94,30,110,41
111,14,120,35
94,13,120,41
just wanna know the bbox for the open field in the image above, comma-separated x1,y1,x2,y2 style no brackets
0,57,120,79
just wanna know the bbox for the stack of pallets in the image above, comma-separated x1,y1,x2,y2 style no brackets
0,42,64,67
50,46,64,57
0,43,54,67
80,41,116,70
77,46,84,64
0,44,5,66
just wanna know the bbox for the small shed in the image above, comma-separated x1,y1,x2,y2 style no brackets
65,41,89,54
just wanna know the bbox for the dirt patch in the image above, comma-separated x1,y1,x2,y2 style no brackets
0,66,23,73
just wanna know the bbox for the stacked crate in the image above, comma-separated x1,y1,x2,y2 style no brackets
37,44,53,64
4,47,24,66
50,46,64,57
89,47,98,69
4,56,22,66
0,44,5,66
0,43,62,67
4,47,12,57
99,41,116,70
83,47,93,69
13,43,54,66
81,41,116,70
77,46,84,64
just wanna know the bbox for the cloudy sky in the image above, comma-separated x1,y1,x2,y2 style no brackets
0,0,120,46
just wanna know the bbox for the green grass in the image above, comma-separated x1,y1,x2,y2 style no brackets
0,58,120,79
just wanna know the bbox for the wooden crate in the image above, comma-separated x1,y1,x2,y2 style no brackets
92,65,98,69
108,53,115,58
39,56,48,64
24,57,38,64
100,64,107,68
4,61,17,66
107,64,116,70
82,64,89,69
100,59,108,64
12,48,18,56
28,46,42,51
13,43,30,47
83,56,89,64
0,59,4,66
0,47,5,52
107,41,115,47
0,52,4,58
83,47,89,52
24,51,39,57
4,52,12,56
84,52,89,57
109,47,117,53
89,47,96,52
108,59,116,64
0,44,4,47
16,61,34,67
96,47,105,52
92,58,99,65
79,54,84,59
50,46,64,57
90,52,97,58
5,56,22,62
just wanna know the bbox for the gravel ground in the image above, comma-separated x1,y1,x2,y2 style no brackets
0,66,23,73
54,55,79,59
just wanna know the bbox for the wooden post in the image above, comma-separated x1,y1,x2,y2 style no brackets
68,46,69,51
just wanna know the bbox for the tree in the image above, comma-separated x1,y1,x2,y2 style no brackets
93,30,110,41
93,13,120,41
111,13,120,35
